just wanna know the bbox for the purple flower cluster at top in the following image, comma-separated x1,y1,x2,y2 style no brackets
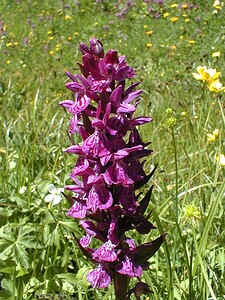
60,38,165,295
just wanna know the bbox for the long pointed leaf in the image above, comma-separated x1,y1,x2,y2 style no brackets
134,234,166,266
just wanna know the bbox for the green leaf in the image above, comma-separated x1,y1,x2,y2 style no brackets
16,267,31,278
0,243,14,260
0,289,12,299
0,260,16,273
17,236,41,249
44,265,59,280
56,273,77,285
61,243,69,268
14,244,30,269
1,278,13,295
49,224,61,248
0,231,14,243
58,221,79,232
76,267,90,287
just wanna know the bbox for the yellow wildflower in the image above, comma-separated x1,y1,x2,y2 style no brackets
6,60,10,64
206,68,221,80
146,30,153,35
206,128,219,142
192,66,220,83
212,51,221,58
166,185,174,191
216,154,225,166
188,40,195,44
183,203,201,224
143,25,148,28
181,3,188,9
213,129,220,137
170,17,179,22
163,12,169,18
49,50,54,55
6,42,13,47
146,43,152,48
171,4,178,8
65,15,72,20
207,133,216,142
213,0,220,6
208,80,224,92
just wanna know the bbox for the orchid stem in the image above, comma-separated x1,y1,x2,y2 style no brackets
114,273,129,300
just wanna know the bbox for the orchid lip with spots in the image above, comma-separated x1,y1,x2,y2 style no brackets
61,38,165,299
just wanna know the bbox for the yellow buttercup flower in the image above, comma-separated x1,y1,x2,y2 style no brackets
212,51,221,58
146,30,153,35
171,4,178,8
206,69,221,80
146,43,152,48
192,66,220,83
208,80,224,92
213,0,220,6
213,129,220,137
207,129,219,142
163,12,169,18
170,17,179,22
216,154,225,166
192,66,208,81
207,133,216,142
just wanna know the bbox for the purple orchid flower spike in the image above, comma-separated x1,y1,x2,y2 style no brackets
61,38,165,299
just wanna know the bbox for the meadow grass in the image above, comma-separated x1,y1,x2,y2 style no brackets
0,0,225,299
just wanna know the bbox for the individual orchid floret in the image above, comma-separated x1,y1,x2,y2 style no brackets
92,240,118,262
86,264,112,289
115,255,143,278
66,201,87,219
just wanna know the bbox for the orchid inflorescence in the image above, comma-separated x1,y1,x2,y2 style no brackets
60,38,165,299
